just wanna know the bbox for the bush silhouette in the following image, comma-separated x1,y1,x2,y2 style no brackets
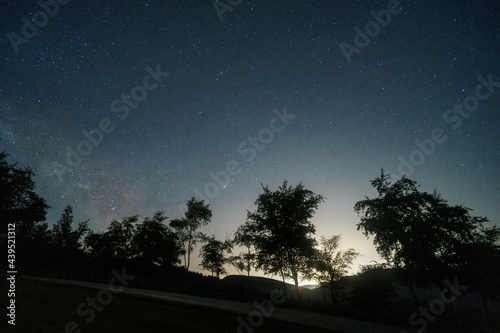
349,266,396,313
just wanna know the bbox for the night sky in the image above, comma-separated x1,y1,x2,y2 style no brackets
1,0,499,277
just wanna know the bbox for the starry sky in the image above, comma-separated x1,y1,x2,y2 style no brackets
1,0,499,277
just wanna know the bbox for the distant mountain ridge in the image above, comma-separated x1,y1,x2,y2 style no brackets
222,275,329,303
222,275,295,292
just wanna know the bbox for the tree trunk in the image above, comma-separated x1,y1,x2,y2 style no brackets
290,265,301,302
410,284,419,311
247,266,250,285
184,243,190,290
295,282,301,302
292,272,300,302
246,248,251,285
330,280,335,306
480,294,490,316
281,273,287,301
480,294,492,328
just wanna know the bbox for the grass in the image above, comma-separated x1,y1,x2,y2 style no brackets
1,277,339,333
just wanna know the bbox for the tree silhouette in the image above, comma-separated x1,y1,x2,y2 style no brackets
170,197,212,288
50,205,89,277
247,180,324,299
0,148,49,237
132,211,181,268
199,234,232,278
107,215,139,261
170,198,212,270
349,263,396,313
453,231,500,321
85,230,110,258
230,221,258,284
85,215,139,263
52,205,89,250
311,235,359,306
0,146,51,274
354,170,500,308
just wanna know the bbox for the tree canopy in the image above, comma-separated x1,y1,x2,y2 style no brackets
230,221,258,283
312,235,359,305
85,215,139,262
199,235,232,278
247,180,324,298
0,149,49,237
354,170,500,290
132,211,182,268
52,205,89,250
170,198,212,271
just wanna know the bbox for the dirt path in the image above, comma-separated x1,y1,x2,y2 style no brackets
28,276,419,333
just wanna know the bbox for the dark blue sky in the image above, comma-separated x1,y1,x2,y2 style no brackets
1,0,499,275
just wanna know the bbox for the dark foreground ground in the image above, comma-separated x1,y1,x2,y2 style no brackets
5,275,498,333
2,277,343,333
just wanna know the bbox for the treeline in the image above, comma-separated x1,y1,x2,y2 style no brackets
2,145,363,298
2,146,500,324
